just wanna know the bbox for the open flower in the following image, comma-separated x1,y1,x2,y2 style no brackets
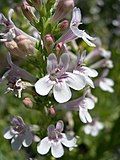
83,119,104,136
37,120,76,158
35,53,86,103
0,53,36,97
62,91,95,123
58,7,96,47
3,116,33,150
0,9,38,57
73,51,98,88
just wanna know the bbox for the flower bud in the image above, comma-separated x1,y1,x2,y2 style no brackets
48,106,56,116
4,34,38,57
21,1,37,23
44,34,54,53
52,0,74,22
23,97,33,108
58,20,69,31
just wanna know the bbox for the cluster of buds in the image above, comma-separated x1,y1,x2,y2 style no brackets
0,0,114,158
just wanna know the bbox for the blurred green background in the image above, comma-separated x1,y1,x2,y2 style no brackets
0,0,120,159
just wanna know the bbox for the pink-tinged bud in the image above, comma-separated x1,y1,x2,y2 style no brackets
52,0,74,22
21,1,37,23
23,97,33,108
58,20,69,31
48,106,56,116
44,34,54,53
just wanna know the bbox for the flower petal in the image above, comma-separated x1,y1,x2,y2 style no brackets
84,125,91,134
83,75,95,88
82,66,98,77
47,53,58,73
70,7,81,27
66,72,85,90
11,135,24,150
99,80,114,93
84,98,95,110
59,53,70,71
104,78,114,86
37,137,51,155
61,133,76,148
3,127,14,139
53,81,71,103
51,142,64,158
22,130,33,147
79,107,92,123
35,75,54,96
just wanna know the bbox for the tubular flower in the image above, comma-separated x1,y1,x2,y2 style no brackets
3,116,33,150
35,53,86,103
0,53,36,98
37,120,76,158
58,7,96,47
62,91,95,123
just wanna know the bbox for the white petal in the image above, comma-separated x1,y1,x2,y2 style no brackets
66,72,85,90
84,125,92,135
35,75,54,96
79,107,92,123
82,66,98,77
91,128,99,137
99,80,114,93
53,81,71,103
51,142,64,158
61,133,76,148
70,7,81,27
84,98,95,110
96,122,104,130
22,130,33,147
104,78,114,86
84,75,95,88
37,137,51,155
3,127,14,139
82,33,96,47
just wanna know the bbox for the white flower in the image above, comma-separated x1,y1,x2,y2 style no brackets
99,78,114,93
83,120,104,136
73,52,98,88
79,97,95,123
37,121,76,158
62,92,95,123
3,116,33,150
35,53,86,103
58,7,96,47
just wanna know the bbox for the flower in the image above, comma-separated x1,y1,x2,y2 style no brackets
37,120,76,158
73,51,98,88
0,53,36,98
3,116,33,150
62,91,95,123
58,7,96,47
0,9,38,57
83,119,104,136
35,53,86,103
